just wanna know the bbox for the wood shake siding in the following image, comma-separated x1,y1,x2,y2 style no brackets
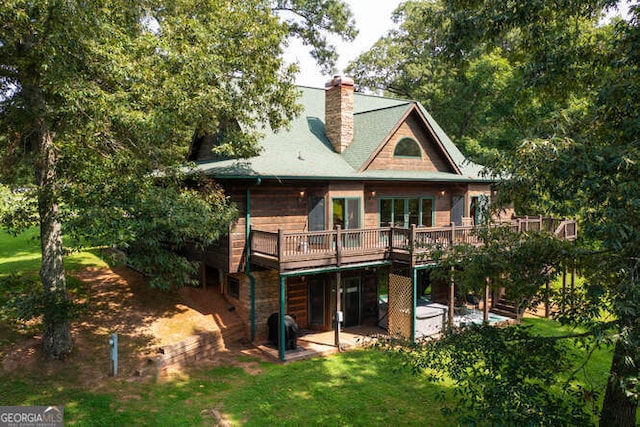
286,277,308,329
367,113,453,173
227,183,319,272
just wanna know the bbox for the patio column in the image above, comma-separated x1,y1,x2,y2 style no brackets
448,266,455,328
412,267,417,342
279,275,286,362
545,280,551,318
410,226,417,343
483,279,490,323
561,267,567,312
335,270,342,350
570,263,576,309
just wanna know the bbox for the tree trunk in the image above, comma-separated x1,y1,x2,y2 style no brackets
37,126,72,360
599,336,638,426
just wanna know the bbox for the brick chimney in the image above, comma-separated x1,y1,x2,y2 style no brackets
325,75,354,153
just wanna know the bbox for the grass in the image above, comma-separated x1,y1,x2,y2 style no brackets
521,317,613,420
0,227,107,278
0,228,42,276
0,227,618,426
0,330,613,426
0,349,450,426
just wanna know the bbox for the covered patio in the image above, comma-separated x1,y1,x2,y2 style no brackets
256,304,515,363
256,325,385,362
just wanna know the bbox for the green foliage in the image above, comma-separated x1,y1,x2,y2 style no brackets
0,1,355,357
273,0,358,73
352,1,640,423
0,0,356,286
0,272,40,324
430,225,574,312
384,324,595,426
62,170,238,289
0,185,38,234
347,1,614,164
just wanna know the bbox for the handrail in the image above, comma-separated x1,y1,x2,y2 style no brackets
249,217,577,264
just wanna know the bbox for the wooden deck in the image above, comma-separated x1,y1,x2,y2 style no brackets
250,216,577,273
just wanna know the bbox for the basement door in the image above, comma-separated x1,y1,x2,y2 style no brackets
308,278,327,329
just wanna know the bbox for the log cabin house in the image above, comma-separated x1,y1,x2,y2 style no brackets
187,76,577,360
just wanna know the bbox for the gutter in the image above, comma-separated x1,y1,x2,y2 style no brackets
199,173,495,183
279,260,393,278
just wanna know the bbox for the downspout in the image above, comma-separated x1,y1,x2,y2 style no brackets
246,178,261,342
279,275,286,362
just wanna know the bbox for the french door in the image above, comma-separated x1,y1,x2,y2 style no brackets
379,197,434,227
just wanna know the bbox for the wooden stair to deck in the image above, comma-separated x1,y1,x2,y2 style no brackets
490,298,519,319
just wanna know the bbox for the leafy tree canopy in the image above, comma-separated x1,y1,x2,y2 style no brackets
347,0,619,163
0,0,355,358
351,1,640,425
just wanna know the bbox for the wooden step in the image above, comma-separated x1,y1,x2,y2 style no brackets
221,322,248,348
491,299,519,319
490,307,518,319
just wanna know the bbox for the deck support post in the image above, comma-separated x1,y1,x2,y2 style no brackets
562,268,567,311
335,225,343,265
411,267,417,343
450,222,456,245
335,270,342,350
245,187,256,341
545,279,551,318
200,263,207,289
570,263,576,310
277,229,284,263
448,266,455,328
483,279,490,324
409,224,417,343
279,275,286,362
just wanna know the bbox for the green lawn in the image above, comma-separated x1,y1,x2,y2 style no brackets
0,228,616,426
0,350,452,426
0,228,107,277
521,316,613,419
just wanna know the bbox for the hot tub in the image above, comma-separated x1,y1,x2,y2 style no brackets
415,302,448,338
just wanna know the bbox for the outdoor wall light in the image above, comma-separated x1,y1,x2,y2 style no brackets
439,188,446,198
369,190,376,200
298,190,305,202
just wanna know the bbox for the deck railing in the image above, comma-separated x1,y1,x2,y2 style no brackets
250,216,577,270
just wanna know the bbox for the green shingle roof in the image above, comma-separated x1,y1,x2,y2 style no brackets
342,104,410,170
193,86,491,182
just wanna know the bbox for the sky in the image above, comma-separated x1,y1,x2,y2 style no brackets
284,0,404,88
284,0,633,89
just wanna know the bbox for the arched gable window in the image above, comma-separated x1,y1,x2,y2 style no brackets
393,138,421,158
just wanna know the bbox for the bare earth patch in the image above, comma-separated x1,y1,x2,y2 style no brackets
2,265,265,386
